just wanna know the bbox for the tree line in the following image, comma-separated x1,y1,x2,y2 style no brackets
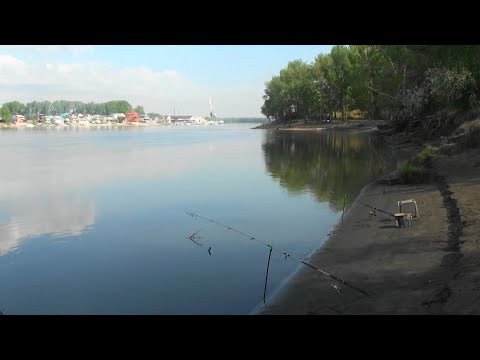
0,100,146,121
261,45,480,130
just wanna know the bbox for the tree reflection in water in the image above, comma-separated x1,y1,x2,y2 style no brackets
262,130,395,210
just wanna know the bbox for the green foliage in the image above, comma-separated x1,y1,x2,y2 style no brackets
262,60,315,123
454,118,480,149
134,105,145,115
9,99,136,117
0,104,12,122
424,67,477,110
399,162,431,184
413,145,438,165
3,101,25,115
262,130,394,209
262,45,480,132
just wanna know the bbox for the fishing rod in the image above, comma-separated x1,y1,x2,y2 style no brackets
263,245,273,304
186,211,370,297
354,200,396,217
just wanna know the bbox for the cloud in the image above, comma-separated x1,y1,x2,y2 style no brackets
0,194,96,256
0,137,241,255
0,135,260,256
0,54,264,117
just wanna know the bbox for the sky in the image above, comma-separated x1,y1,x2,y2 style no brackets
0,45,333,117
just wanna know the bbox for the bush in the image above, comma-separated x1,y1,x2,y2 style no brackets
399,162,432,184
413,145,438,166
458,123,480,149
424,67,477,110
347,109,366,120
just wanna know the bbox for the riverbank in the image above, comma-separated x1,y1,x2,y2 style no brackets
253,119,385,133
258,127,480,314
0,121,227,129
0,122,148,129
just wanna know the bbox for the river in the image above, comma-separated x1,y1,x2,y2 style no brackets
0,124,392,314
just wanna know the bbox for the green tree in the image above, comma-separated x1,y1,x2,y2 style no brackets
52,100,71,115
3,101,26,116
262,60,314,124
312,53,336,119
262,45,480,131
262,75,289,122
330,46,353,120
0,104,13,122
134,105,145,114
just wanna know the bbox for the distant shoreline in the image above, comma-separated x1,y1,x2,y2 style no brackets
0,121,240,129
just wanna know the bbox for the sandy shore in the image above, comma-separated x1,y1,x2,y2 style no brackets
432,149,480,313
258,134,480,314
255,119,385,133
258,180,452,314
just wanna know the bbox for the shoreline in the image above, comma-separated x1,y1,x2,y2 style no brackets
253,119,385,133
256,129,479,314
257,174,451,314
0,121,234,129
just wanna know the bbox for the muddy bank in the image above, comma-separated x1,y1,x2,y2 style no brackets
257,135,478,314
258,176,455,314
431,150,480,313
254,119,385,133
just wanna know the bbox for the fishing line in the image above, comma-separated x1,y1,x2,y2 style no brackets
186,211,370,297
354,200,396,217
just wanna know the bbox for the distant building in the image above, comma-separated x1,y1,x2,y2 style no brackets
167,115,193,122
111,113,126,120
126,112,141,122
12,115,25,123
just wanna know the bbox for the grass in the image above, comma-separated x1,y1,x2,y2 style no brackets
412,145,438,166
399,145,440,184
399,162,432,184
455,118,480,149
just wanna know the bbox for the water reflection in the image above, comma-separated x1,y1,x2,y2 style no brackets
0,128,252,256
0,125,390,314
262,130,394,210
0,194,95,255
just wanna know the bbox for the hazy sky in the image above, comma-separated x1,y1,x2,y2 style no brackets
0,45,333,117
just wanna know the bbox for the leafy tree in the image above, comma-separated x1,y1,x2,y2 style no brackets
330,46,353,120
0,104,13,122
262,75,288,122
262,60,314,123
262,45,480,132
3,101,25,116
134,105,145,115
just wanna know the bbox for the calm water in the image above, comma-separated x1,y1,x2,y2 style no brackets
0,124,392,314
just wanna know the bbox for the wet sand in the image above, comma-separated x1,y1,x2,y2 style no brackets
432,149,480,314
258,137,480,314
258,178,453,314
255,119,385,133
